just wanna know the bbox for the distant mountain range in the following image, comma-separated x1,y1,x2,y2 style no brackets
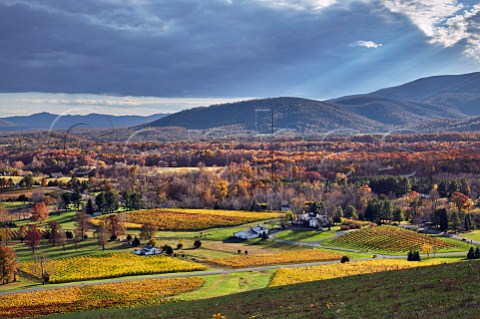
148,72,480,133
2,72,480,133
0,112,168,131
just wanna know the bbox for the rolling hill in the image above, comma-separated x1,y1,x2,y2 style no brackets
147,97,384,133
148,72,480,132
331,95,466,126
0,119,19,130
368,72,480,116
49,260,480,319
3,72,480,133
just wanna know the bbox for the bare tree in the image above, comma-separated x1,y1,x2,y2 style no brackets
139,222,157,240
97,220,108,251
74,211,89,241
23,253,55,285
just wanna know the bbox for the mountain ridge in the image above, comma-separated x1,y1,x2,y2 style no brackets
147,72,480,132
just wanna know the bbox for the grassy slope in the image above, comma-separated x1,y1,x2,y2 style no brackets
42,260,480,319
462,230,480,243
274,228,338,242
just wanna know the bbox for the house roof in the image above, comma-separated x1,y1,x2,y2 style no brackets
236,229,259,237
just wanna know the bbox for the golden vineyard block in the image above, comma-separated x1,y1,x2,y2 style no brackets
0,277,204,318
211,249,343,268
328,225,454,252
90,208,282,230
270,259,442,286
20,252,207,283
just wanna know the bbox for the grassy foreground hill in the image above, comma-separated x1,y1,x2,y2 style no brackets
43,260,480,319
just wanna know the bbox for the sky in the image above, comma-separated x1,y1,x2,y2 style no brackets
0,0,479,116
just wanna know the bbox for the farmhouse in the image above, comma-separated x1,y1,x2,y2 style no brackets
133,245,162,255
235,225,269,239
298,212,330,228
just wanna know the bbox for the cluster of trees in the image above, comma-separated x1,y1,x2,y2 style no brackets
56,191,82,211
96,214,125,250
121,191,145,211
407,250,421,261
95,191,119,214
368,176,411,197
431,207,476,232
0,177,15,189
467,247,480,259
363,197,396,222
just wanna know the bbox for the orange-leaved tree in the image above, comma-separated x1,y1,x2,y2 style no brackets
31,202,49,222
449,192,472,212
25,224,43,252
0,245,17,284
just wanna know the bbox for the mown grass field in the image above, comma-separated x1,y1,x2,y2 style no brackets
274,227,339,242
462,230,480,243
15,209,79,230
36,260,480,319
0,201,29,209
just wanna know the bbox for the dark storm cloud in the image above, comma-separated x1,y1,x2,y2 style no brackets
0,0,477,99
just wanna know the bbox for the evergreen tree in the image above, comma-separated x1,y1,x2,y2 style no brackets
105,191,119,213
475,247,480,259
95,192,106,213
467,247,475,259
333,206,343,223
132,236,140,247
393,207,404,222
70,190,82,210
414,250,421,261
433,208,449,231
85,199,95,215
450,211,461,232
164,245,173,255
407,251,413,261
381,199,393,221
464,213,474,231
344,205,357,219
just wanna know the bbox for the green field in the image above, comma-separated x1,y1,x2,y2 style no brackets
14,209,80,230
0,201,29,209
462,231,480,243
274,228,339,242
38,260,480,319
178,270,275,300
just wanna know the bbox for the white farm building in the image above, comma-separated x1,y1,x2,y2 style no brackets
235,225,269,239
